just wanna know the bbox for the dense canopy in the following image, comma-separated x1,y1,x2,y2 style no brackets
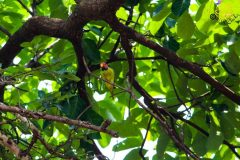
0,0,240,159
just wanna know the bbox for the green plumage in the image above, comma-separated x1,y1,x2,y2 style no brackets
101,66,114,97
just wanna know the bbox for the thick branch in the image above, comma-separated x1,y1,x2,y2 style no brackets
106,17,240,105
0,104,118,137
0,17,66,68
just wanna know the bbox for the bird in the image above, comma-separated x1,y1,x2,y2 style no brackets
100,62,115,98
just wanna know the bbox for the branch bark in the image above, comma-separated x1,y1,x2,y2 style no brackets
0,17,66,68
0,104,118,137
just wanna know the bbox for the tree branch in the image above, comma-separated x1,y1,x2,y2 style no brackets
16,114,70,159
0,17,66,68
106,17,240,105
120,34,200,160
0,104,118,137
0,131,30,160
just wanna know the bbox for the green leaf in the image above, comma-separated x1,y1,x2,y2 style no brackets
116,7,128,21
55,122,70,137
177,11,195,40
43,122,54,137
163,36,180,52
90,26,102,36
109,121,142,137
224,52,240,75
60,96,86,119
98,133,111,148
94,100,123,121
16,122,31,134
233,40,240,57
156,131,170,159
206,125,223,152
43,120,52,130
62,73,80,82
113,137,142,151
139,0,151,13
192,132,207,156
220,113,235,140
49,0,68,19
124,148,147,160
195,1,216,34
81,38,100,65
148,2,172,35
172,0,190,16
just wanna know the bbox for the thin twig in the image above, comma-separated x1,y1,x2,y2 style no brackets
16,0,34,16
98,30,113,49
31,0,44,16
0,26,11,37
167,63,191,115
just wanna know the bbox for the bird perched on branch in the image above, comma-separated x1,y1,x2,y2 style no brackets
100,62,114,98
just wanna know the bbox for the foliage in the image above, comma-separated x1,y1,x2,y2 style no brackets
0,0,240,159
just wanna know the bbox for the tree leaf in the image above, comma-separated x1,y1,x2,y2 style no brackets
177,11,195,40
156,131,170,159
192,132,207,156
124,148,147,160
206,125,223,152
81,38,100,65
59,96,86,119
220,113,235,140
148,2,172,35
62,73,80,82
113,137,142,151
172,0,191,16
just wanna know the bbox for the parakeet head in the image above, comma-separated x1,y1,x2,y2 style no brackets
100,62,109,70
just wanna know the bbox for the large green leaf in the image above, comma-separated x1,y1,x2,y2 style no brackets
81,38,101,65
195,1,216,34
177,11,195,40
156,131,170,159
59,96,86,119
98,133,111,148
192,132,207,156
206,125,223,152
124,148,147,160
109,120,142,137
148,2,172,35
113,137,142,151
220,113,235,140
172,0,190,16
94,100,123,121
49,0,68,19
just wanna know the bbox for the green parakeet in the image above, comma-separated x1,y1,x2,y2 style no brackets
100,62,114,97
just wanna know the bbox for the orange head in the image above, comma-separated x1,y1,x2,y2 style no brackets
100,62,109,70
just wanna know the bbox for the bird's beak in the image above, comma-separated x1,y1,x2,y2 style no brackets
100,62,108,69
100,63,104,68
